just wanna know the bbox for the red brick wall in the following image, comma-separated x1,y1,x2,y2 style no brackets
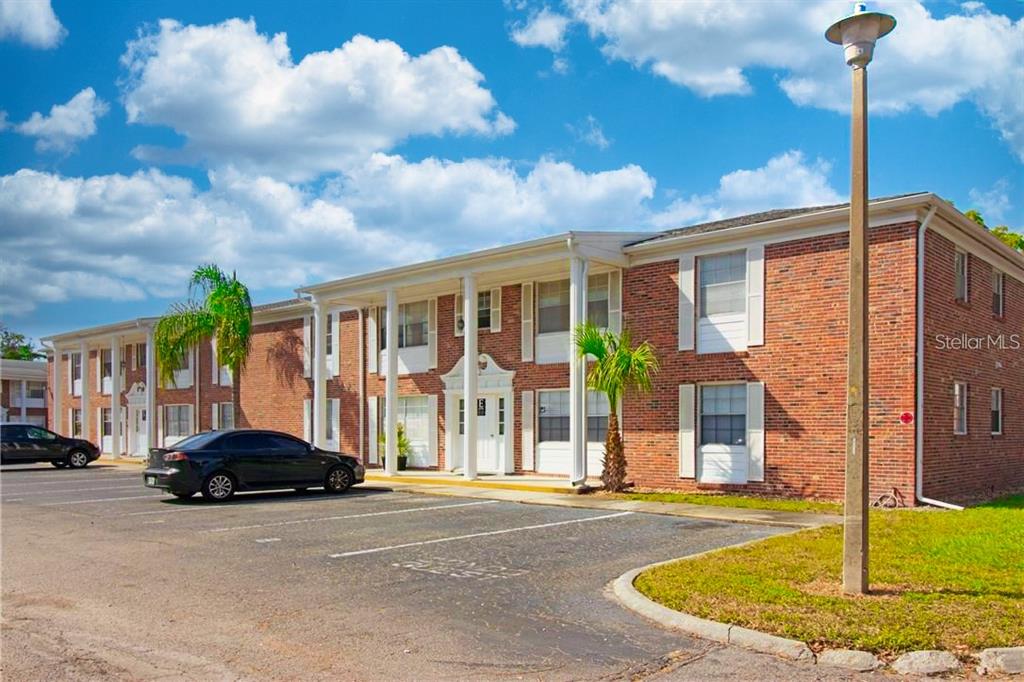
621,223,919,501
922,229,1024,503
237,317,308,436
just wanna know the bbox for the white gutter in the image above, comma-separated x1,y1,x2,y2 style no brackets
916,205,964,510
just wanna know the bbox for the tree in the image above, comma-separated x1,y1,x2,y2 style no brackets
574,322,659,492
965,209,1023,252
154,264,253,427
0,324,44,360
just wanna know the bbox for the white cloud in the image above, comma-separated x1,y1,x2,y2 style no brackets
566,114,610,150
120,18,515,181
652,151,843,228
0,0,65,49
0,155,658,315
13,88,108,153
511,8,570,50
968,180,1012,223
567,0,1024,161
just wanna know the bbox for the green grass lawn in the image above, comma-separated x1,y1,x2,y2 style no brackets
634,495,1024,656
618,491,842,514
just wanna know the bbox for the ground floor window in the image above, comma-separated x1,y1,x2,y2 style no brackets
538,390,608,443
700,384,746,446
101,408,112,437
218,402,234,430
27,381,46,401
381,396,430,464
72,408,82,437
991,388,1003,435
165,405,191,439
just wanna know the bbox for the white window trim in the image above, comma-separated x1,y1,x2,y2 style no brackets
954,381,968,435
991,388,1003,436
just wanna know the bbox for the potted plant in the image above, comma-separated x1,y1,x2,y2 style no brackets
378,421,413,471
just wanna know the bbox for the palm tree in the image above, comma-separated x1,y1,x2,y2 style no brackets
574,322,659,492
154,264,253,427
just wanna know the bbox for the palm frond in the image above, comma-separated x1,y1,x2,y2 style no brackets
573,321,659,412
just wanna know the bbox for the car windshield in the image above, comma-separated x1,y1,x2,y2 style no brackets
171,431,224,450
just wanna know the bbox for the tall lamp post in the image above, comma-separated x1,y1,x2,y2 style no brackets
826,3,896,596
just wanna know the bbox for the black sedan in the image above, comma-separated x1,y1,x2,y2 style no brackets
0,423,101,468
143,429,365,501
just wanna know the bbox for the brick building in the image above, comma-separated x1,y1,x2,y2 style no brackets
43,193,1022,505
1,358,49,426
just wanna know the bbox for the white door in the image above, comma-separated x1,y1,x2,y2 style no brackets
475,397,500,473
133,408,148,456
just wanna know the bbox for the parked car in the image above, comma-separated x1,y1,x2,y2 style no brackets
0,423,101,468
143,429,365,501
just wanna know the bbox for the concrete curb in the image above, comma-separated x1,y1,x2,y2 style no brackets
609,538,814,663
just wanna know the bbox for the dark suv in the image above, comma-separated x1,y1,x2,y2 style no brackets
0,423,102,468
143,429,365,501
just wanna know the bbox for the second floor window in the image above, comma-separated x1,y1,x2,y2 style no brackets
380,301,429,350
699,252,746,319
136,343,147,369
537,275,610,334
954,251,968,302
992,271,1004,316
954,382,968,434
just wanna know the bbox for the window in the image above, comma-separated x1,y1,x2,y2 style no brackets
326,398,335,441
537,275,610,334
224,433,272,451
537,390,608,443
268,435,307,453
993,270,1005,316
381,302,429,349
700,384,747,446
218,403,234,430
954,251,968,302
72,408,82,437
456,291,494,333
101,349,113,382
991,388,1003,435
325,313,333,357
458,398,465,435
165,405,191,438
101,408,112,437
699,252,746,318
26,382,46,400
498,397,505,436
26,427,57,440
2,425,27,440
71,353,82,394
954,382,968,434
136,343,147,369
587,392,609,442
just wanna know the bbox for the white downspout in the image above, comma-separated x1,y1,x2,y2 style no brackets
358,307,365,463
916,206,964,510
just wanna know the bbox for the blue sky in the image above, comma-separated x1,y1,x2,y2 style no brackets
1,0,1021,343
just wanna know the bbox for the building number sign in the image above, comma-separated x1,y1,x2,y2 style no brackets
477,398,487,416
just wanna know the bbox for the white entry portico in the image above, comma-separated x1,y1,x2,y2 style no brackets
442,354,514,474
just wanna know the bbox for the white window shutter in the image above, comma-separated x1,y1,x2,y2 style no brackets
678,256,695,351
187,404,194,436
331,312,341,377
303,399,311,442
66,354,72,392
522,390,535,470
747,245,765,346
157,406,164,447
454,294,464,337
331,398,341,446
427,394,438,466
211,403,219,430
428,298,438,369
302,316,312,378
367,397,379,464
678,384,696,478
521,283,534,362
96,408,101,445
95,349,101,386
490,287,501,332
747,382,765,482
211,339,219,385
367,307,378,374
608,270,622,334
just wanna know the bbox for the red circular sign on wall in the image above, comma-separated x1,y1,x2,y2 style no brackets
899,411,914,425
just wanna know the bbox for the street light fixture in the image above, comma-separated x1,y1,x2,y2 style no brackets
825,2,896,596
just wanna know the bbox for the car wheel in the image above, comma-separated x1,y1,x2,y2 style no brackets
201,472,235,502
172,492,195,499
51,461,67,469
325,465,352,494
67,450,90,469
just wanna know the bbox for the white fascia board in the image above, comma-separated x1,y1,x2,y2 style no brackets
0,359,49,381
929,209,1024,284
42,318,158,347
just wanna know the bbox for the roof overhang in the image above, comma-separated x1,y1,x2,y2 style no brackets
0,358,49,381
41,317,159,347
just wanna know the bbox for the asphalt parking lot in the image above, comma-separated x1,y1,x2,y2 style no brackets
1,464,870,681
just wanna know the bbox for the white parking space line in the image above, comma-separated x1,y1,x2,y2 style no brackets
255,538,281,544
202,500,500,534
4,498,23,502
329,511,635,558
125,490,406,516
1,476,141,487
40,494,167,506
0,484,141,498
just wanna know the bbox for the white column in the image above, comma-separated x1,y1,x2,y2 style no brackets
110,336,122,458
20,380,27,420
146,329,156,451
312,298,328,448
384,288,399,475
462,274,479,480
53,349,63,434
79,341,91,443
569,256,589,486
